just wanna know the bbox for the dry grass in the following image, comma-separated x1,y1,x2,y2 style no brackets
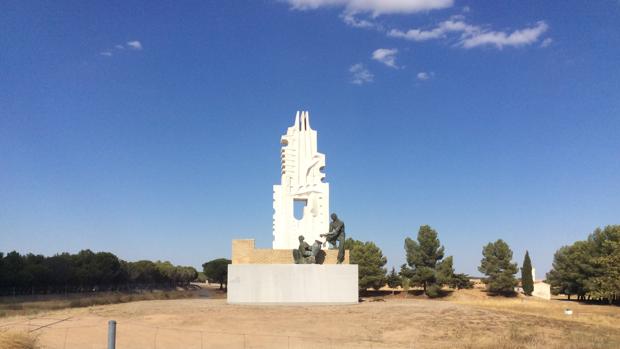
0,288,618,348
453,325,617,349
0,331,39,349
0,289,203,318
447,288,620,330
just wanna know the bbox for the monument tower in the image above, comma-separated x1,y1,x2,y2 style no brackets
272,111,329,249
227,110,357,304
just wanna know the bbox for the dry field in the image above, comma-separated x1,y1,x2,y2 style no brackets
1,288,619,349
0,289,204,319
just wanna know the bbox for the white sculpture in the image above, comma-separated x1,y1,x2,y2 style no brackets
273,111,329,249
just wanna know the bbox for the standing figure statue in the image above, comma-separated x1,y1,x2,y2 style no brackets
293,235,322,264
321,213,346,264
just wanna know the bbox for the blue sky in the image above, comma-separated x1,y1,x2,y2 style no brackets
1,0,619,276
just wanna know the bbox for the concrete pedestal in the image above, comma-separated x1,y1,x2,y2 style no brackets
227,264,358,304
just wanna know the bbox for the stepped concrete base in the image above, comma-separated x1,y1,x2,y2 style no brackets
227,264,358,304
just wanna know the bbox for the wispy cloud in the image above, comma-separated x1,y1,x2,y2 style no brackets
540,37,553,48
388,18,476,41
99,40,143,58
417,71,434,80
349,63,374,84
390,19,549,49
341,13,380,29
372,48,399,68
126,40,143,50
461,21,548,49
284,0,453,16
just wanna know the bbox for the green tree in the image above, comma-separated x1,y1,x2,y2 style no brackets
546,245,580,298
587,226,620,303
344,238,387,291
195,272,208,283
0,252,4,287
125,260,164,285
479,239,518,295
403,225,454,297
0,249,197,295
547,241,596,300
521,250,534,296
450,273,473,289
4,251,25,288
202,258,231,290
386,267,401,292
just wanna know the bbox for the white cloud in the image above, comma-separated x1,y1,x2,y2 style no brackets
390,19,549,49
461,21,548,49
285,0,453,16
126,40,143,50
372,48,399,68
115,44,125,50
388,19,477,41
417,71,431,80
540,37,553,48
349,63,374,84
341,13,380,29
100,51,113,57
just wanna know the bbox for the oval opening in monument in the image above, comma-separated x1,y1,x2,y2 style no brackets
293,199,307,220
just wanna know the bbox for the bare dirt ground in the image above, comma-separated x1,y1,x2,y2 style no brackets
1,288,619,349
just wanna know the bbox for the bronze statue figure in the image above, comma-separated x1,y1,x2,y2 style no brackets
321,213,346,264
293,235,322,264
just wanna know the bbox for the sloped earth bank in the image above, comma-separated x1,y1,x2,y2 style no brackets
1,290,619,349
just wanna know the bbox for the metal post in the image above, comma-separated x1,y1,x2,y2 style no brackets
63,327,69,349
108,320,116,349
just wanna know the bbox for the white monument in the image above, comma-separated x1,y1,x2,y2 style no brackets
273,111,329,249
227,110,358,305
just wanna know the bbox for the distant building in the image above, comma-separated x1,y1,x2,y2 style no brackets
516,266,551,300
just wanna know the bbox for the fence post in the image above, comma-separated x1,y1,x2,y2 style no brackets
63,327,69,349
108,320,116,349
154,327,159,349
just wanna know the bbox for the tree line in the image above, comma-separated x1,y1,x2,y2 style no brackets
546,225,619,304
347,225,543,298
0,249,198,296
346,224,618,304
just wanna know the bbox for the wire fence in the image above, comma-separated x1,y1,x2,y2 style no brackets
2,317,417,349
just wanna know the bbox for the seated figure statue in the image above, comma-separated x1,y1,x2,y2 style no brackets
292,235,322,264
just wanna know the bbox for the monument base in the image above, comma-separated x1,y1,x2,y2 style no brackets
227,264,358,304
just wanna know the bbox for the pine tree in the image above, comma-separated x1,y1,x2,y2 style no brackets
202,258,231,290
521,250,534,296
386,267,401,294
344,238,387,291
478,239,518,295
404,225,454,297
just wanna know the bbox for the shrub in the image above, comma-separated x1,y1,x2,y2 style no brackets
425,284,442,298
0,331,39,349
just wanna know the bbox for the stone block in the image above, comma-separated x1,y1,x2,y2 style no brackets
227,264,358,304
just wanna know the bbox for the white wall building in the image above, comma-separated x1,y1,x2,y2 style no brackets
272,111,329,249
